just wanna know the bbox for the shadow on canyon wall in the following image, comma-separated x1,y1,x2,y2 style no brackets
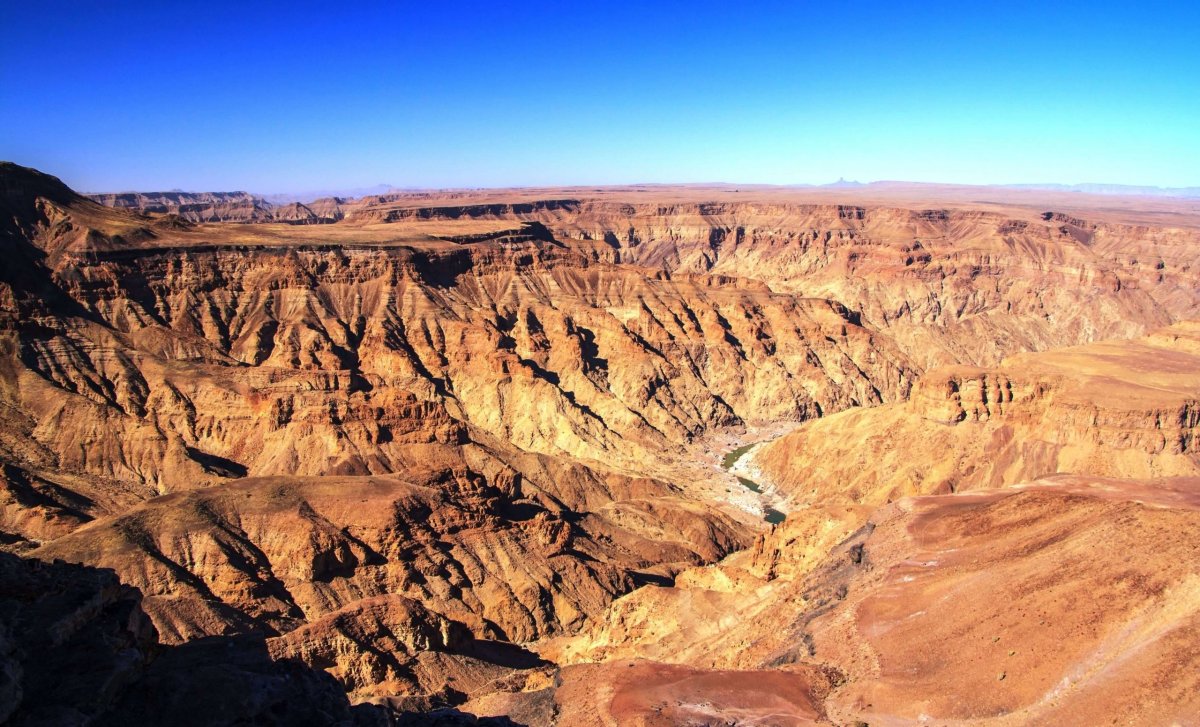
0,551,527,727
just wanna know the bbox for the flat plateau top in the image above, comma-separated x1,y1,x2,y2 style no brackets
355,181,1200,228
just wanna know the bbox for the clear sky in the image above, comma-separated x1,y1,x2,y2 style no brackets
3,1,1197,193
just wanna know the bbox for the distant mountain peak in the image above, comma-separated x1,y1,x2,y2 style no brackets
825,177,864,188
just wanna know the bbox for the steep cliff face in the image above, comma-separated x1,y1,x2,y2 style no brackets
544,202,1200,368
0,551,391,726
2,163,903,707
42,242,911,474
755,321,1200,510
91,189,1200,369
15,162,1200,719
543,324,1200,724
87,191,345,224
2,162,917,554
34,466,743,646
316,196,1200,368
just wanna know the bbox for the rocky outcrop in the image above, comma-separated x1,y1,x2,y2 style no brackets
543,202,1200,368
87,182,1200,370
267,594,470,697
32,467,738,648
0,551,155,724
546,323,1200,723
12,161,1200,718
755,321,1200,509
87,191,345,224
0,550,390,726
549,477,1200,724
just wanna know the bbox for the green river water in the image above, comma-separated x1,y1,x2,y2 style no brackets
721,442,786,524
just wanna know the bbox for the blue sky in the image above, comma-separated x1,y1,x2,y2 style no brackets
2,1,1197,192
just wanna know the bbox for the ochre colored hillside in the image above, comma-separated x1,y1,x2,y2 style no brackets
3,161,1200,724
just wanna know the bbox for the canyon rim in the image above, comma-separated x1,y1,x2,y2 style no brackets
3,2,1199,725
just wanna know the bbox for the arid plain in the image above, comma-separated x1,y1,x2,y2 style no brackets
3,161,1200,725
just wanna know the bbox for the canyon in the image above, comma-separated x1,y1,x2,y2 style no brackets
3,161,1200,724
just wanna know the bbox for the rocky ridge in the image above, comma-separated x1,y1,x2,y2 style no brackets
547,325,1200,724
7,161,1200,722
755,320,1200,509
97,187,1200,369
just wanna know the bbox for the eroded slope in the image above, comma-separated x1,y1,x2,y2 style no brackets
8,161,1200,721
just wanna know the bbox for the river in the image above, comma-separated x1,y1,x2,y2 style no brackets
721,437,788,525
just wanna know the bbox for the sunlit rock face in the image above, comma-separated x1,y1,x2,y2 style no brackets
5,161,1200,723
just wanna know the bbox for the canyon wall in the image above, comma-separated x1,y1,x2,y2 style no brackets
6,162,1200,722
